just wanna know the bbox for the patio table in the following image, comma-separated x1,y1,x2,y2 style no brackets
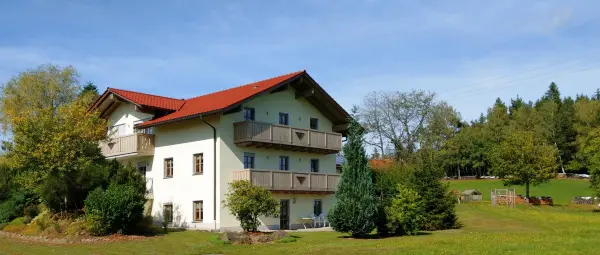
299,217,313,229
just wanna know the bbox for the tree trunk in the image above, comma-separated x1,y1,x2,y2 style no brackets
525,182,530,198
555,141,566,174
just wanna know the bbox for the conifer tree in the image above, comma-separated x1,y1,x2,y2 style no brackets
328,117,377,237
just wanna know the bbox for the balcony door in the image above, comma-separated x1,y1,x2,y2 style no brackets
109,124,126,137
279,199,290,230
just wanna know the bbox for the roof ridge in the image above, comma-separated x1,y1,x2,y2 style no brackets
186,70,305,101
109,88,185,101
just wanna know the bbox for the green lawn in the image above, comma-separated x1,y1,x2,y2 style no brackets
0,180,597,254
2,203,600,255
447,179,594,205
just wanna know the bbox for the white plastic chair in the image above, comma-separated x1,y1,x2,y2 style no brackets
321,213,329,227
311,214,320,228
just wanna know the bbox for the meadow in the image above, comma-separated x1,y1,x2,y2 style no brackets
0,179,597,255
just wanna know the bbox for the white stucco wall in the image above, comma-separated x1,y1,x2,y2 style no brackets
218,87,338,230
148,117,219,230
107,103,153,136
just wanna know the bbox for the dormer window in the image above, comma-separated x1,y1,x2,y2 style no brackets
243,107,255,121
279,113,289,125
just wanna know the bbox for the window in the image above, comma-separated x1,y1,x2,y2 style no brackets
243,153,255,169
137,161,147,177
134,118,154,134
109,124,126,137
313,200,323,216
310,159,319,173
243,107,255,121
163,204,173,223
278,156,289,171
193,153,203,175
193,201,203,222
279,112,289,125
310,118,319,130
164,158,173,178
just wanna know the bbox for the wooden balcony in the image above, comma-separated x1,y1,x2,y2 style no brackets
232,169,341,194
99,133,155,158
233,121,342,154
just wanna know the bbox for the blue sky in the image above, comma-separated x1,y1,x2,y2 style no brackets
1,0,599,121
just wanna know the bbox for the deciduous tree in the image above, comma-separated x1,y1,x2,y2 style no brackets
490,130,558,197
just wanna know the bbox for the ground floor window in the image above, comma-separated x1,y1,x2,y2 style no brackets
313,199,322,216
163,204,173,223
193,201,203,222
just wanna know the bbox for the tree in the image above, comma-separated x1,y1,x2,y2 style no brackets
5,93,107,192
490,131,558,197
408,162,458,231
0,64,79,132
223,180,278,232
359,90,437,163
574,127,600,197
80,81,100,105
328,117,377,237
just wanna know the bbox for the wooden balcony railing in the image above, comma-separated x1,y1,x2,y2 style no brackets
232,169,341,194
233,121,342,154
99,133,155,158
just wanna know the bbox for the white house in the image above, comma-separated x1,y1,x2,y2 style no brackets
89,70,350,231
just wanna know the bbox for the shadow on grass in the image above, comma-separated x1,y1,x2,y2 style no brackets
337,231,431,240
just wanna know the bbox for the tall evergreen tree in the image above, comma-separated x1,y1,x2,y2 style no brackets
542,82,561,105
328,117,377,237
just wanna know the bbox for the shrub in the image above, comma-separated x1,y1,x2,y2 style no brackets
3,217,26,232
84,184,146,235
384,185,422,236
39,161,145,213
0,223,7,230
23,215,32,224
23,205,38,219
0,191,37,224
408,167,458,231
223,180,278,232
373,165,413,235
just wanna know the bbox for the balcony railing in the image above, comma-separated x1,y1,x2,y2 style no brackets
233,120,342,154
99,133,155,158
232,169,341,194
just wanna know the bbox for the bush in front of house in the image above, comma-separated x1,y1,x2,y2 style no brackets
384,185,422,236
223,180,279,232
84,184,146,235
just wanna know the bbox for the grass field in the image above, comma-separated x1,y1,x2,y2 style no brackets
0,179,598,255
447,179,594,205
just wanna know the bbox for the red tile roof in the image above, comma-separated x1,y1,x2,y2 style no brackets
91,70,307,127
137,70,304,127
92,88,185,111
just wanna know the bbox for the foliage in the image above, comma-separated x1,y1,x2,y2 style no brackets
0,64,79,133
0,191,37,224
329,117,377,237
6,93,107,192
223,180,278,232
384,185,422,236
408,166,458,231
358,90,437,162
84,184,146,235
372,163,412,235
490,130,558,197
